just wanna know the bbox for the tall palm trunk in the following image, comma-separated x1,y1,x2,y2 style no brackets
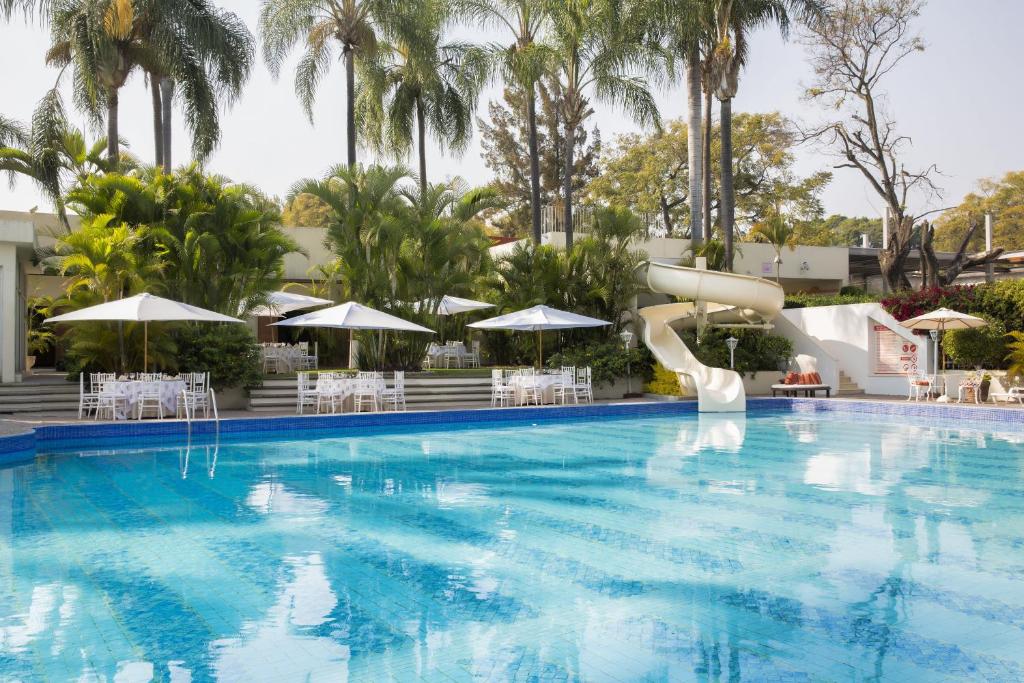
160,78,173,172
106,89,120,165
150,77,163,167
685,47,703,246
345,48,356,168
416,95,427,196
527,86,542,245
702,86,712,236
562,119,575,249
720,97,735,272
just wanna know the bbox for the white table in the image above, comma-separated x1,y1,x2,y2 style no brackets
104,380,187,419
507,374,565,405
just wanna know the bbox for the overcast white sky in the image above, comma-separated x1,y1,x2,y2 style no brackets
2,0,1021,219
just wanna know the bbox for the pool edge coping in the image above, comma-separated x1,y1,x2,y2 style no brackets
4,396,1024,465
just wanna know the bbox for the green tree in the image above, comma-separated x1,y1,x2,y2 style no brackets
260,0,392,169
46,0,251,166
544,0,661,248
477,82,600,237
933,171,1024,252
281,192,332,227
588,112,830,237
793,214,882,247
357,0,486,195
463,0,550,244
707,0,822,271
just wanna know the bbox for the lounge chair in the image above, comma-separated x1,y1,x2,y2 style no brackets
771,354,831,397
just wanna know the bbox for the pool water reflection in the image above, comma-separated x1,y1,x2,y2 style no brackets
2,411,1024,681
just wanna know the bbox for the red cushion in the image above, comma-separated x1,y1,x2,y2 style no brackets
784,371,798,385
810,372,822,384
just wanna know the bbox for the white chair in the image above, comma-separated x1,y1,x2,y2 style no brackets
78,373,101,419
490,369,515,407
352,377,381,412
185,372,211,418
516,370,542,406
443,344,462,369
316,372,344,414
136,381,165,420
464,340,481,368
573,367,593,404
381,371,407,412
95,382,127,421
262,347,281,374
906,372,933,402
296,371,318,414
552,367,577,405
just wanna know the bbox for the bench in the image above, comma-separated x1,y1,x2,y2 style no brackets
771,384,831,398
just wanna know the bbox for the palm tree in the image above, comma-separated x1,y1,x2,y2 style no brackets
656,0,709,246
145,1,254,171
544,0,661,249
45,0,251,166
260,0,392,169
358,3,486,196
706,0,822,271
748,209,795,281
462,0,549,244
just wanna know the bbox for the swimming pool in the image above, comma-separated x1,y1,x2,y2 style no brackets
2,407,1023,681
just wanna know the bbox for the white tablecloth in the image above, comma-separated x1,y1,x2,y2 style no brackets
105,380,187,419
261,345,302,373
507,375,565,404
314,377,385,413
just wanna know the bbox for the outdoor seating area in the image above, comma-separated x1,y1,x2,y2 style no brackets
422,341,481,368
296,370,407,414
905,370,1024,405
490,367,593,407
79,371,210,421
260,342,318,374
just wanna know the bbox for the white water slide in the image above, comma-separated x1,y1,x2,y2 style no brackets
639,262,785,412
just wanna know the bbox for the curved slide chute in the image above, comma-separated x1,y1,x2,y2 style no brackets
639,262,785,412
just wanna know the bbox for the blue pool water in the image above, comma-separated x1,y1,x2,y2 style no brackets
2,409,1024,681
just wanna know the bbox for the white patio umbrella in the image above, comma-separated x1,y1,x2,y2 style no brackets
468,304,610,367
413,295,494,343
44,292,244,370
248,291,333,318
900,307,988,376
272,301,434,367
414,295,494,316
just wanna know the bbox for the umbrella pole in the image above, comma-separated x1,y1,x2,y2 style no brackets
144,321,148,372
348,329,354,369
536,329,542,369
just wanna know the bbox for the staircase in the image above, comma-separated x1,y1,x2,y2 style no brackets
248,373,493,412
837,370,865,396
0,376,80,414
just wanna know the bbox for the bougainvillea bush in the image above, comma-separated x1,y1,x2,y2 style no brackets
880,285,979,321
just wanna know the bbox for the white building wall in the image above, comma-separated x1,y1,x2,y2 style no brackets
780,302,931,396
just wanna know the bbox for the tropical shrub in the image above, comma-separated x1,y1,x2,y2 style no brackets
678,328,793,377
943,319,1006,369
546,342,653,388
645,362,684,396
1005,332,1024,379
880,285,978,321
174,325,262,390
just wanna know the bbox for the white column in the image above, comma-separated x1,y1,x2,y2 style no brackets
0,246,17,383
985,213,994,283
861,233,869,248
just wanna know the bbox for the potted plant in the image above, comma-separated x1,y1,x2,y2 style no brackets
980,372,992,403
25,297,55,375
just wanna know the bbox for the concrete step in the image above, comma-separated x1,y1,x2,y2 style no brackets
0,385,78,397
0,401,81,414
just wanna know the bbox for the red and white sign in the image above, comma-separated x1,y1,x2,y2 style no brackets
873,324,917,375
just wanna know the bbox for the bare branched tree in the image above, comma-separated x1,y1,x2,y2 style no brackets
801,0,999,290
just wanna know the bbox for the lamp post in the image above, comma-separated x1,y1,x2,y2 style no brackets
930,329,939,376
620,329,634,396
726,336,739,369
